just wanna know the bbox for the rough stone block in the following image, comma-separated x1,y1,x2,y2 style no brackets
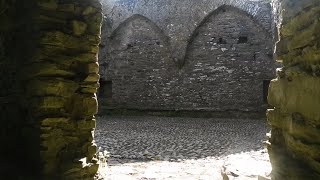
284,132,320,161
85,13,102,35
78,119,96,130
80,87,98,94
281,7,320,37
83,6,97,16
41,118,69,126
72,20,87,36
41,118,76,130
27,79,78,97
279,45,320,67
268,67,320,123
84,74,100,82
87,62,99,74
87,143,97,160
267,109,320,144
58,4,75,13
39,31,96,52
38,0,58,10
68,94,98,118
287,21,320,51
31,96,66,111
280,0,320,23
24,62,75,79
36,49,98,64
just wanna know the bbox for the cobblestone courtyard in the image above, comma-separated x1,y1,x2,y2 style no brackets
95,116,271,179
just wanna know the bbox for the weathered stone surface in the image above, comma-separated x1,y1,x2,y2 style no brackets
58,4,75,13
83,6,96,15
287,21,320,51
267,0,320,179
280,7,320,37
68,94,98,118
100,0,273,61
24,62,76,78
84,74,100,82
78,119,96,130
99,5,275,113
27,79,78,97
268,67,320,123
267,109,320,144
84,13,102,35
72,20,87,36
87,62,99,74
38,0,58,11
40,31,98,52
0,0,102,178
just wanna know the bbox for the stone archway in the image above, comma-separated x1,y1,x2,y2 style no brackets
181,5,274,112
1,0,320,179
99,14,173,111
98,4,275,114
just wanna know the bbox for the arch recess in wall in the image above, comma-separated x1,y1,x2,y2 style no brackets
104,14,174,109
183,5,271,67
180,4,273,111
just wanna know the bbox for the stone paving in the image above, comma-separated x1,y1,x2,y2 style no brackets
95,116,271,179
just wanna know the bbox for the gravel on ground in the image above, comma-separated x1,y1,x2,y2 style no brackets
95,116,271,180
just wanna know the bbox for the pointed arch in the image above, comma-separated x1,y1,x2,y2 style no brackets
180,4,274,111
182,5,272,67
104,14,174,109
109,14,170,45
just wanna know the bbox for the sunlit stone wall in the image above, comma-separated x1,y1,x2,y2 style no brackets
267,0,320,179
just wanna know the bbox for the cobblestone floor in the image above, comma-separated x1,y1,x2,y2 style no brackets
95,116,271,179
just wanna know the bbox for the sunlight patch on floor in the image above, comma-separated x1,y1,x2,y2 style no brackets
97,149,271,180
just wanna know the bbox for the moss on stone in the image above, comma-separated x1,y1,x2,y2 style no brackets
267,109,320,144
268,67,320,124
67,94,98,118
84,74,100,82
72,20,87,36
40,31,93,51
287,21,320,50
284,132,320,161
58,4,75,13
38,0,58,11
83,6,96,15
281,7,320,37
24,62,76,79
27,79,78,97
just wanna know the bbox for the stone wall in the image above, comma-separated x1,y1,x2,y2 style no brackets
98,2,275,113
99,0,273,61
0,0,102,178
267,0,320,179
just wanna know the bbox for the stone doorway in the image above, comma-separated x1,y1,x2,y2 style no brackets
95,1,275,179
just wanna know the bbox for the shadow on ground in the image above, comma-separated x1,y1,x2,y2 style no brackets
95,115,269,164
